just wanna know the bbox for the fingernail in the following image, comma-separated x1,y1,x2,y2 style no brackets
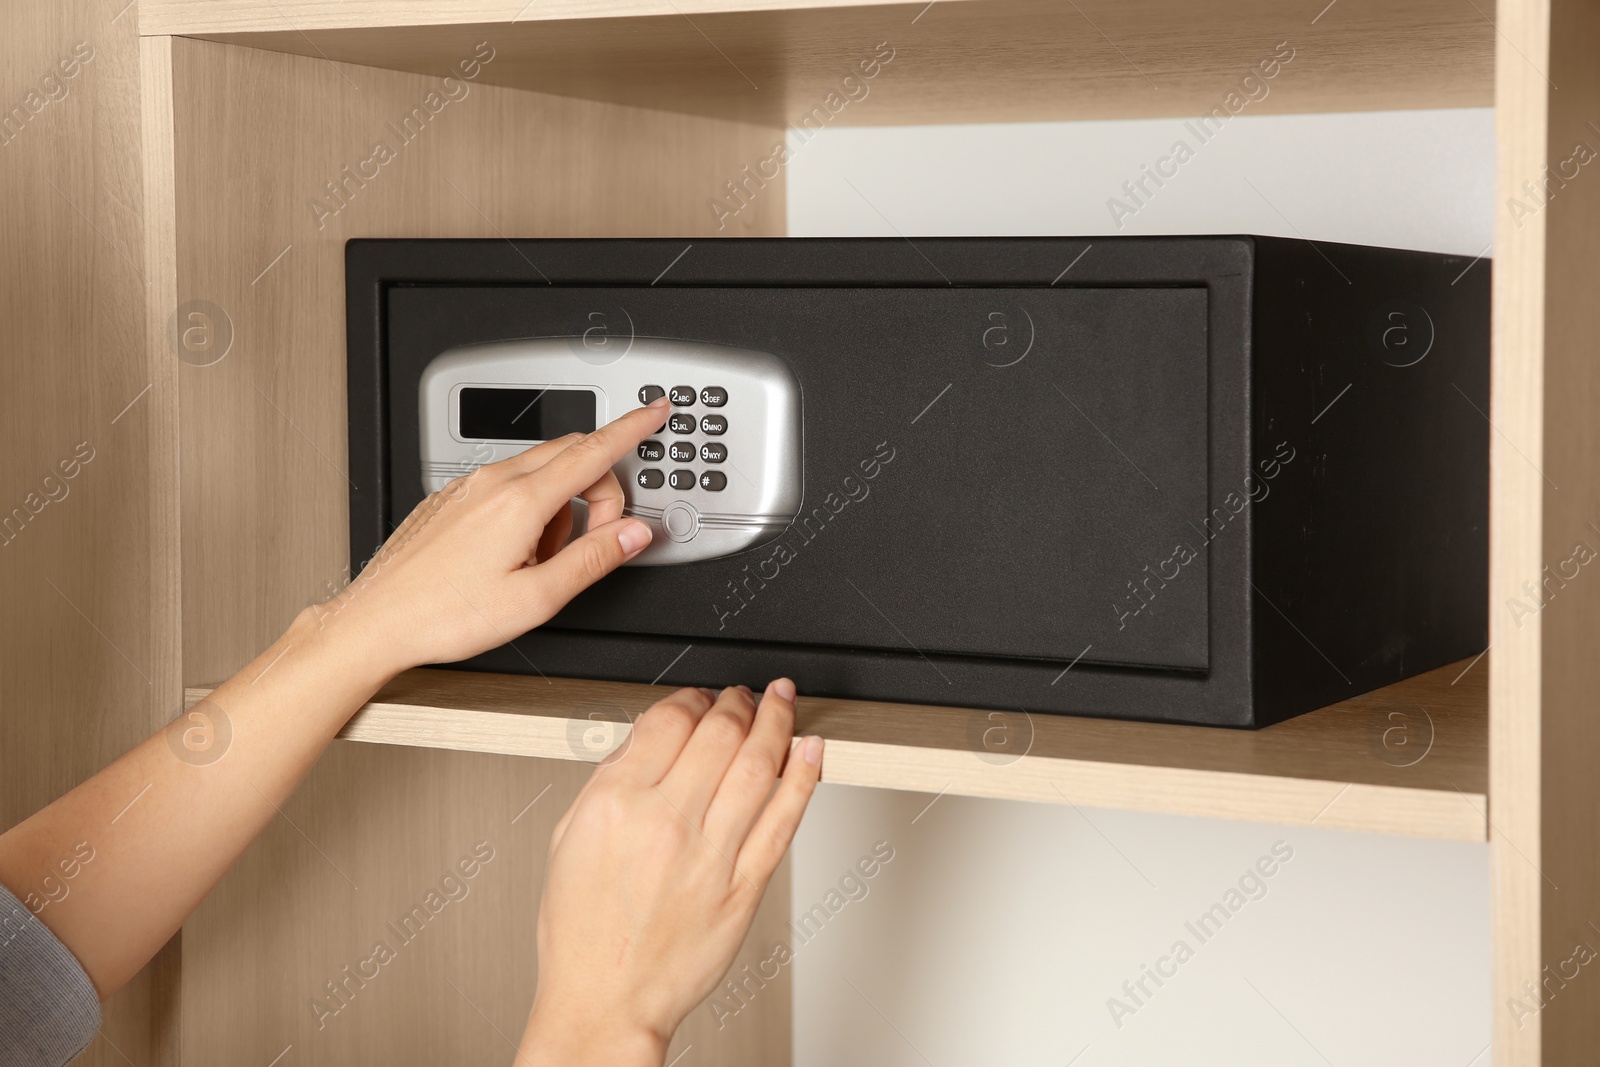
802,735,823,765
648,396,671,409
697,687,717,700
617,520,652,556
771,677,796,702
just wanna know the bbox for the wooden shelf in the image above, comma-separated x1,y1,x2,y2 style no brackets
145,0,1493,126
188,658,1487,841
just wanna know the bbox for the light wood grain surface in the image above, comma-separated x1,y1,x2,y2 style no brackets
1,5,180,1065
155,0,1493,126
1490,0,1600,1063
156,35,788,1066
191,658,1488,841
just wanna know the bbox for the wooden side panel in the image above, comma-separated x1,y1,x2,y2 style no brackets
163,37,789,1066
1530,0,1600,1062
1488,1,1547,1062
1491,0,1600,1064
0,5,180,1065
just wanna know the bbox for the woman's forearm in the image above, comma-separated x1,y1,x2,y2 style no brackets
0,607,398,996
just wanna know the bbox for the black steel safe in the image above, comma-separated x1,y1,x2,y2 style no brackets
346,237,1488,728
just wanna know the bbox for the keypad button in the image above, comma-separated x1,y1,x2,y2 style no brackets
668,469,696,491
637,468,665,489
701,386,728,407
700,442,727,464
638,385,666,405
700,471,727,491
669,386,696,406
668,441,696,462
667,413,696,435
638,440,665,462
700,414,727,435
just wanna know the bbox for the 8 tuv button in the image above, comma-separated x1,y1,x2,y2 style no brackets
668,441,696,462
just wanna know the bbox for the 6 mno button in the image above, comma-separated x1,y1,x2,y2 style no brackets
661,500,700,542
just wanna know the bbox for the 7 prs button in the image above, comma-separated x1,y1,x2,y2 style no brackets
638,440,665,461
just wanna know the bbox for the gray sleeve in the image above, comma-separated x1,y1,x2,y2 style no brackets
0,883,100,1067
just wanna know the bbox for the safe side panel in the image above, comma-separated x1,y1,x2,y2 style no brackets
386,285,1211,672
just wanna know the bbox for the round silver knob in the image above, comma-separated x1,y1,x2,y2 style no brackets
661,500,700,543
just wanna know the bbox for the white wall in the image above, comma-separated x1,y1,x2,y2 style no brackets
786,109,1496,1067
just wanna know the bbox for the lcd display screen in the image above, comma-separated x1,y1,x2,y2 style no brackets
458,387,596,441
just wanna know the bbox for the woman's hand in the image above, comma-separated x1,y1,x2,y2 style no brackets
319,398,671,677
520,681,824,1067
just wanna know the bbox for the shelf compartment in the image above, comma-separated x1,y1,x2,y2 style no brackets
149,0,1493,126
188,656,1487,841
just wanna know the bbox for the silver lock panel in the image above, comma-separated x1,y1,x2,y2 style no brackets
419,337,804,566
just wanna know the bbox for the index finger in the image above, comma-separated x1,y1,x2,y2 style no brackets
523,397,670,515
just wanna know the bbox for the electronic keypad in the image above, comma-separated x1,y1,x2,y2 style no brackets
419,338,804,566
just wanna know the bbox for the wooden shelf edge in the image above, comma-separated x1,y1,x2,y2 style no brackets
140,0,955,36
184,664,1488,842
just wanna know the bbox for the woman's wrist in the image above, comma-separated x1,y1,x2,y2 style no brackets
283,599,413,695
519,1002,668,1067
